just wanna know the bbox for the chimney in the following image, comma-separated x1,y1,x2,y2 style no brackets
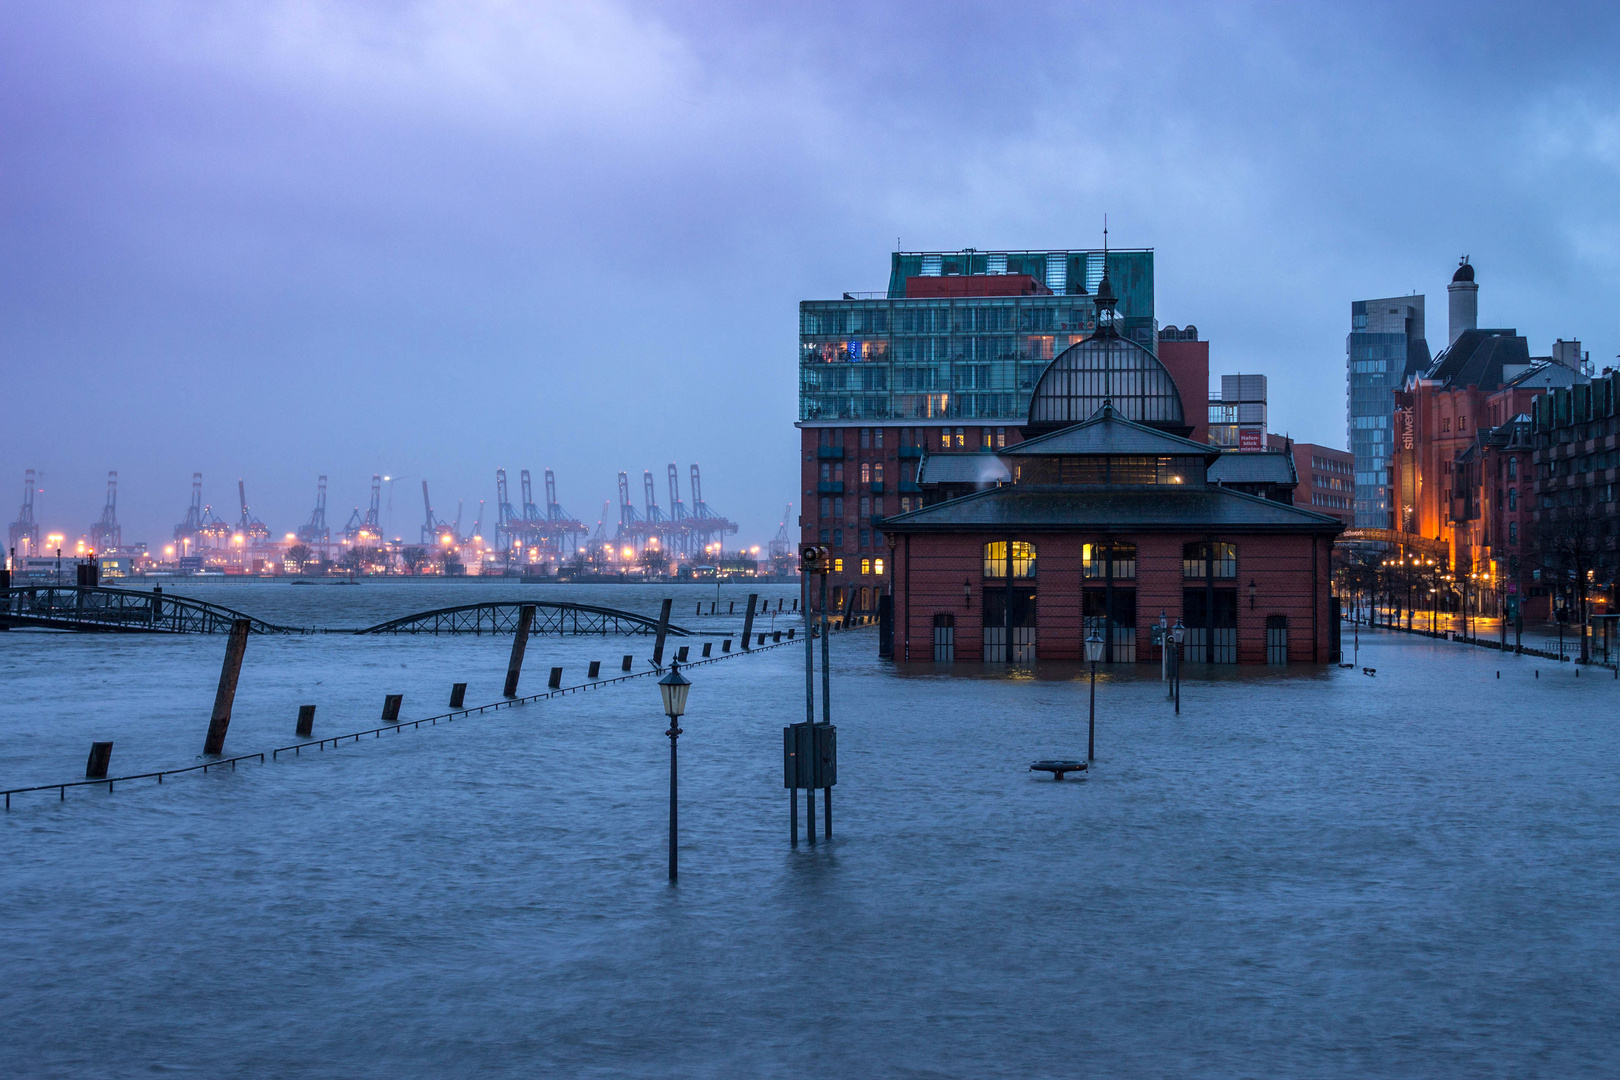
1447,257,1477,346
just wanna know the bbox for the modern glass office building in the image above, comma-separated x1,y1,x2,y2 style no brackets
799,249,1156,424
1347,296,1429,528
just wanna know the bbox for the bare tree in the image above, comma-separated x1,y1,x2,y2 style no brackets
399,546,430,576
1536,511,1611,663
285,544,313,573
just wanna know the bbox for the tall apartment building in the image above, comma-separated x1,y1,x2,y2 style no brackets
1348,294,1430,528
798,246,1207,614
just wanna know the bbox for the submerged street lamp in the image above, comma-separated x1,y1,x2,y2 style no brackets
1085,629,1104,761
1171,618,1186,715
657,660,692,882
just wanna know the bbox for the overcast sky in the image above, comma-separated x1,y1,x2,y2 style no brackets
4,0,1620,547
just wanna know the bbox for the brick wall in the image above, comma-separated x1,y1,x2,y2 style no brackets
895,530,1332,664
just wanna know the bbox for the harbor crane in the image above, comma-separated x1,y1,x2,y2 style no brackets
89,472,120,553
296,476,330,553
237,480,271,544
8,469,40,557
344,474,382,543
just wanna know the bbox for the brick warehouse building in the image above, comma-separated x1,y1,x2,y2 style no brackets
798,245,1208,615
879,274,1343,665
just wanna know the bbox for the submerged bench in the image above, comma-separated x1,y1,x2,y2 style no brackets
1029,759,1087,781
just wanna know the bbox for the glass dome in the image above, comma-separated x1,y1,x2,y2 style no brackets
1026,333,1186,431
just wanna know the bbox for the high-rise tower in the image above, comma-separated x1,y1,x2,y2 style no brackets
1447,257,1477,346
1347,295,1428,529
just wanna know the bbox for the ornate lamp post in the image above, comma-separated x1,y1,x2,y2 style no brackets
1171,618,1186,715
1084,629,1104,761
657,659,692,882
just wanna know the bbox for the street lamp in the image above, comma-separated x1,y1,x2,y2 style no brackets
657,660,691,882
1084,629,1104,761
1171,618,1186,715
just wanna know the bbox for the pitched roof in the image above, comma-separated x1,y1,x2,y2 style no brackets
1207,450,1297,486
1425,329,1529,390
1004,403,1217,459
882,484,1344,534
916,453,1012,485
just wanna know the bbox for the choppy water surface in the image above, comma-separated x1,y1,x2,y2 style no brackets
2,582,1618,1078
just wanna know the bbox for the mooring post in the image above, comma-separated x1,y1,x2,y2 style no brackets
701,641,712,657
722,638,731,652
504,604,535,697
382,694,403,722
588,661,601,680
652,598,673,668
202,618,250,755
86,741,113,779
741,593,758,650
296,705,316,737
450,682,467,708
622,654,633,672
790,784,798,845
548,667,563,689
677,645,689,662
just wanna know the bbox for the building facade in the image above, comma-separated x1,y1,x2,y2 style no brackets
883,406,1342,665
1268,436,1354,527
798,247,1208,614
1529,373,1620,621
1348,294,1430,528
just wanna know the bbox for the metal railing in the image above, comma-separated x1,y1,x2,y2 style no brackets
2,636,802,809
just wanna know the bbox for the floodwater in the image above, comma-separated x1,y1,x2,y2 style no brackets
2,582,1618,1078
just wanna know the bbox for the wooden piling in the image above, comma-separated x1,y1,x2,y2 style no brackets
722,638,731,652
504,604,535,697
450,682,467,708
548,667,563,689
296,705,316,737
86,741,113,779
382,694,403,722
202,618,250,755
652,598,672,667
588,660,601,679
677,645,689,662
741,593,758,650
622,654,633,672
702,641,712,657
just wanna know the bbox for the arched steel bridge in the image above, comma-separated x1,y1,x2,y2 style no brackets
0,586,295,634
0,587,693,637
353,601,692,636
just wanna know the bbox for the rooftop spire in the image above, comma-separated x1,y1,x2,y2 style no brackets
1093,215,1117,328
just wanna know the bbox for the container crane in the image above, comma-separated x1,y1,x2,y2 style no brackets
237,480,271,544
420,480,448,545
88,471,120,553
9,469,40,557
343,474,382,543
296,476,331,553
769,503,794,559
688,464,739,555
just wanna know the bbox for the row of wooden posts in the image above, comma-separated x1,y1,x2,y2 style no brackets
85,596,797,781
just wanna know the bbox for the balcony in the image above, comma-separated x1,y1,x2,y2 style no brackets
817,482,845,494
898,446,923,459
870,515,885,527
817,447,846,460
869,481,885,494
899,480,922,493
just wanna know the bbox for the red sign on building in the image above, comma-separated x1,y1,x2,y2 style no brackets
1238,429,1262,451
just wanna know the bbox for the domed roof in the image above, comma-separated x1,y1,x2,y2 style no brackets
1026,333,1186,433
1452,258,1474,283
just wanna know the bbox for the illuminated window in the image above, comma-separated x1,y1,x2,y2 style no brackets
861,463,871,484
861,558,871,575
955,427,966,448
996,427,1006,448
834,558,844,572
874,558,884,575
983,541,1037,578
873,463,884,483
981,427,993,450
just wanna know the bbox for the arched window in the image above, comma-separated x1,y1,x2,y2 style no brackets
1508,456,1518,480
1509,521,1518,544
1507,488,1517,511
984,541,1037,578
